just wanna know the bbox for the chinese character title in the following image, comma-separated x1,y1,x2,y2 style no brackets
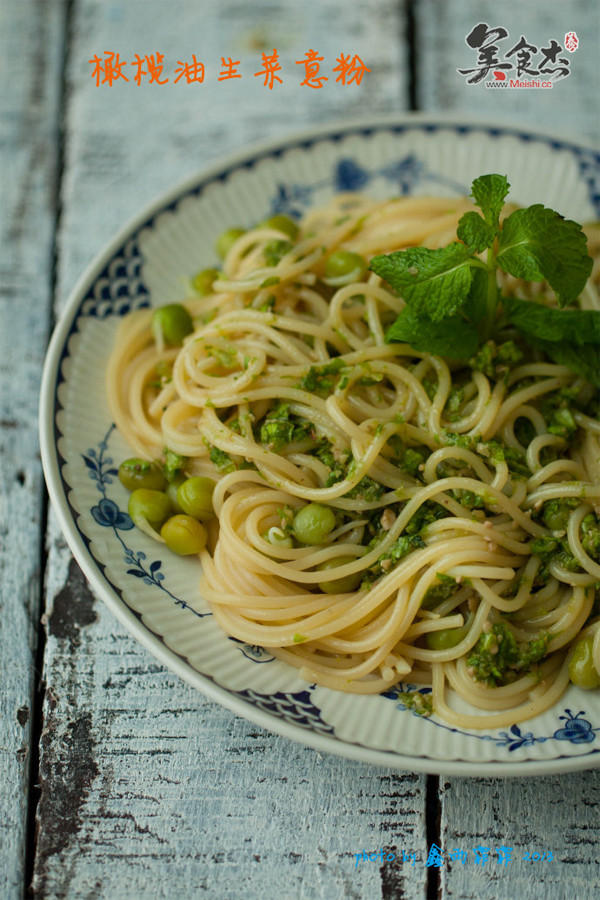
89,50,371,88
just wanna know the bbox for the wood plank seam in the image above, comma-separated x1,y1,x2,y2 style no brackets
25,2,74,896
404,0,418,110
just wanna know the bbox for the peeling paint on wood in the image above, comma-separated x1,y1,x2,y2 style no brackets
0,2,65,898
46,558,98,648
37,713,99,866
34,586,430,899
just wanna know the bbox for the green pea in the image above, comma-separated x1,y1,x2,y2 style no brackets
192,268,221,296
324,251,367,282
176,476,216,521
292,503,336,545
216,227,246,260
569,637,600,689
166,474,185,513
542,509,568,532
161,515,207,555
259,215,299,241
151,304,194,346
317,555,362,593
128,489,172,535
118,458,166,492
425,623,470,651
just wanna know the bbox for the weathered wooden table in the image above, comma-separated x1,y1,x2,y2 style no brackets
2,1,599,897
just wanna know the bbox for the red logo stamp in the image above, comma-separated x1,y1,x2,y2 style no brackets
564,32,578,52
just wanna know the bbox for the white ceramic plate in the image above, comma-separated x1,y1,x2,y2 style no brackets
40,115,600,776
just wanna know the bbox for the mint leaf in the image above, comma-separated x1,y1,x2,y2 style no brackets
457,211,497,254
462,265,493,326
502,298,600,384
385,307,479,358
502,297,600,345
369,243,475,322
528,339,600,387
497,206,592,307
471,174,510,228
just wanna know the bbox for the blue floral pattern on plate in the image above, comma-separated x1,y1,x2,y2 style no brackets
231,688,335,736
82,426,208,618
382,685,599,750
268,154,466,218
81,238,150,318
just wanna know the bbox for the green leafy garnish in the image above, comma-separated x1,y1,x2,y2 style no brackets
346,471,385,502
403,500,450,534
470,173,510,227
530,534,580,579
581,513,600,560
386,307,479,358
149,359,173,389
370,243,478,322
541,386,580,440
387,435,426,476
537,497,578,531
209,446,237,473
370,174,597,385
480,440,530,478
379,533,426,566
162,449,187,482
469,339,523,379
398,691,433,717
457,211,497,254
504,299,600,385
502,296,599,345
258,402,311,451
496,206,591,306
297,358,347,396
421,574,458,609
467,622,548,686
532,341,598,386
317,443,351,487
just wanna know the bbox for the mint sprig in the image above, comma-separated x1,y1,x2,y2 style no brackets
502,297,600,385
501,297,600,345
386,306,479,358
497,206,592,306
470,173,510,228
366,243,480,322
369,174,597,385
457,212,496,254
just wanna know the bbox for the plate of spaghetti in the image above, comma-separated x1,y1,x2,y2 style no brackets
40,116,600,775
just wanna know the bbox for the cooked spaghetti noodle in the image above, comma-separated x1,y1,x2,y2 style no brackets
107,192,600,728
